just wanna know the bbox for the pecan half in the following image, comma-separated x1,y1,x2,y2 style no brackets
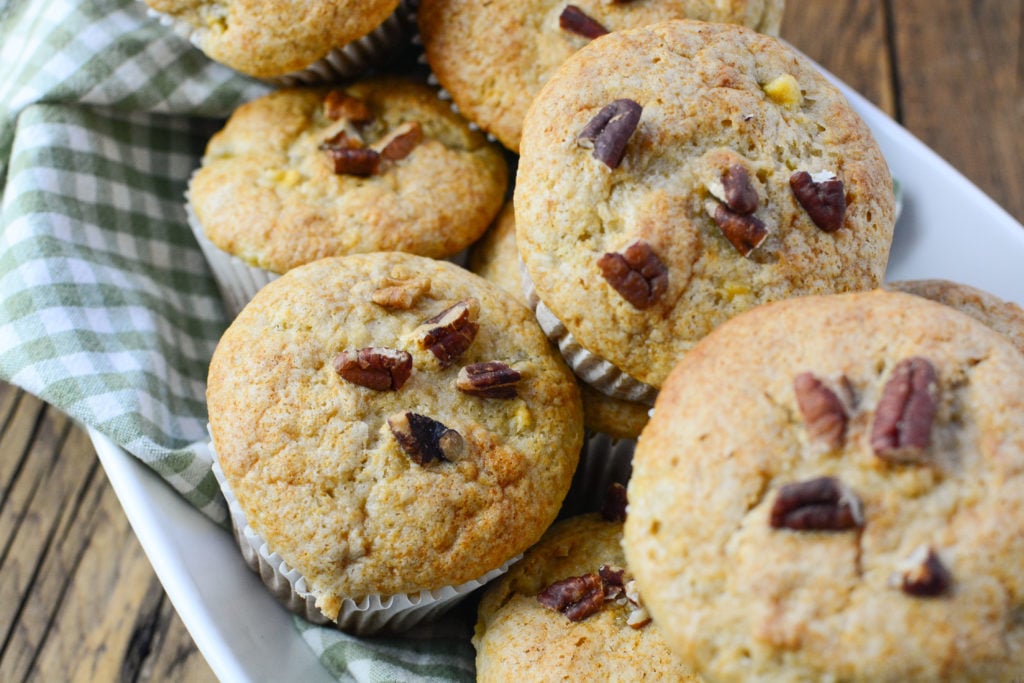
893,545,952,597
374,121,423,161
371,276,431,310
334,347,412,391
537,573,605,622
323,91,372,123
324,146,380,176
416,299,480,367
597,240,668,310
870,357,938,464
708,201,768,257
718,164,759,215
387,412,464,465
794,372,848,449
456,361,521,398
769,476,864,531
559,5,609,39
790,171,846,232
600,482,628,522
577,99,643,169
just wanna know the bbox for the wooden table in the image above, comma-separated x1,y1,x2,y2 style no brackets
1,2,1021,680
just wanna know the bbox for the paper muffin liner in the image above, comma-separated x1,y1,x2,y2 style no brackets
185,201,278,318
209,438,519,635
559,433,636,518
520,261,658,405
145,0,415,86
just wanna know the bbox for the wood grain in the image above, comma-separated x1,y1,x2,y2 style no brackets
0,4,1020,682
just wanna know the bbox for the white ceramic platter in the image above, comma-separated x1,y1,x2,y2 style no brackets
90,76,1024,683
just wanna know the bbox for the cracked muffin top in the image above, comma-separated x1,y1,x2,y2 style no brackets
419,0,784,151
624,289,1024,682
207,252,582,620
144,0,400,78
474,514,701,682
515,20,895,396
189,78,508,274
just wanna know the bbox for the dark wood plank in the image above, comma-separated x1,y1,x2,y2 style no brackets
889,0,1023,223
782,0,895,115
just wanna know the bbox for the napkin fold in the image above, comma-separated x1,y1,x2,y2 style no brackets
0,0,475,679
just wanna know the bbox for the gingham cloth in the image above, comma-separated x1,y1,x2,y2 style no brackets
0,0,474,679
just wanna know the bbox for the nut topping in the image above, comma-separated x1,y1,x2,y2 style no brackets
598,564,625,589
870,357,938,464
769,476,864,531
597,240,668,310
794,372,848,449
559,5,609,40
537,573,605,622
456,361,521,398
707,201,768,257
892,545,952,597
373,121,423,161
371,276,431,309
324,146,381,176
323,91,372,123
790,170,846,232
577,99,643,169
387,412,464,465
334,347,412,391
623,579,651,629
600,482,628,522
416,299,480,367
718,164,759,215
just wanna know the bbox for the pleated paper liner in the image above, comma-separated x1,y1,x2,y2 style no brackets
210,443,519,635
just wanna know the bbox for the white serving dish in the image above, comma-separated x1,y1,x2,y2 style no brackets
90,75,1024,683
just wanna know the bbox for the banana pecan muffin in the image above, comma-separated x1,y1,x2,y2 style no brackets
887,279,1024,354
515,20,895,403
624,289,1024,681
207,252,582,631
418,0,784,151
474,513,702,682
188,77,508,314
144,0,406,81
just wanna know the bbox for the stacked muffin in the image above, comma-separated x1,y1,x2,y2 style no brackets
172,0,1024,679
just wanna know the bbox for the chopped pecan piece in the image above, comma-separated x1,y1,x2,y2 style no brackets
893,545,952,597
387,412,464,465
597,240,668,310
559,5,608,39
790,171,846,232
870,357,938,464
374,121,423,161
456,361,521,398
334,347,412,391
600,482,628,522
417,299,480,367
324,146,380,176
707,201,768,257
769,476,864,531
717,164,759,215
371,276,431,309
598,564,625,588
537,573,605,622
323,91,373,123
577,99,643,169
794,372,848,449
624,579,651,628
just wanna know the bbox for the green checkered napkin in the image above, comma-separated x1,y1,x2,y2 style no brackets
0,0,474,679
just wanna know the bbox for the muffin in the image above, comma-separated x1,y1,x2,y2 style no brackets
418,0,785,151
624,289,1024,681
474,513,701,682
188,77,508,315
144,0,409,83
516,19,896,403
887,279,1024,354
206,252,583,632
